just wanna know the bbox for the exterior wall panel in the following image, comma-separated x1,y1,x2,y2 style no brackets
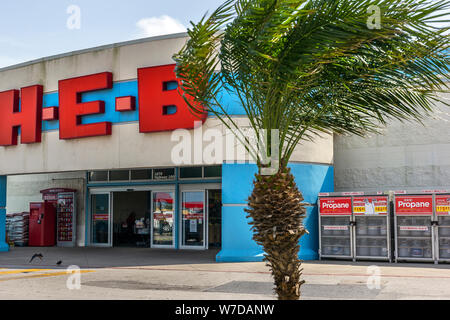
217,162,334,262
334,90,450,192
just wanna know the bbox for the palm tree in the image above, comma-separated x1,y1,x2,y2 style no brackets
173,0,450,300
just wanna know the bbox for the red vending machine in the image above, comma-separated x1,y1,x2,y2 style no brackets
40,189,77,248
29,202,56,246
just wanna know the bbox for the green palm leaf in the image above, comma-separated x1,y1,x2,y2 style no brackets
173,0,449,300
174,0,449,165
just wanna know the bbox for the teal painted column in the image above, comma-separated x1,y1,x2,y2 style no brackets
0,176,8,252
216,162,334,262
216,163,264,262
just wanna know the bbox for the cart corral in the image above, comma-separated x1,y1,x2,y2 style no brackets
318,190,450,264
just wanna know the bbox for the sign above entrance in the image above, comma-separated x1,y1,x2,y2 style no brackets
0,64,207,146
153,168,176,181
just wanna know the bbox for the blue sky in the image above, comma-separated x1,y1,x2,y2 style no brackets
0,0,225,68
0,1,448,69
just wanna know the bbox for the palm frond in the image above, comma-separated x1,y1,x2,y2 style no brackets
174,0,450,168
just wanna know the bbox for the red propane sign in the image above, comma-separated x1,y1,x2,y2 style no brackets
319,197,352,215
395,195,433,215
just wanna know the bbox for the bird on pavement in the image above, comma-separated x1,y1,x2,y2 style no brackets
29,253,43,263
56,260,62,266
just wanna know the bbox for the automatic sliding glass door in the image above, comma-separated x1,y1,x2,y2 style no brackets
91,193,112,247
181,191,206,249
151,191,175,248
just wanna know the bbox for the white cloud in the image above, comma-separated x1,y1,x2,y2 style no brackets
135,15,186,38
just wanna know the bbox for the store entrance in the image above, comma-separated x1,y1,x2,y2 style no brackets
90,185,220,249
179,186,222,249
112,191,151,247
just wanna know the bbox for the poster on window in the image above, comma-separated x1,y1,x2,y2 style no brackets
189,220,197,233
436,195,450,216
353,196,388,215
93,214,109,221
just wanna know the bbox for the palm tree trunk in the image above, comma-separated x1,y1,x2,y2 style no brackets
245,166,307,300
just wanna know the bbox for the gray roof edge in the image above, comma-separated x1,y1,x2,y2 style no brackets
0,32,189,73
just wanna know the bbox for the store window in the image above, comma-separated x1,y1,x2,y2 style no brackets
89,171,108,182
180,167,203,179
204,166,222,178
89,166,219,183
153,168,175,180
130,169,152,180
109,170,130,181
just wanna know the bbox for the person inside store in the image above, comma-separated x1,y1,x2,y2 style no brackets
125,211,136,243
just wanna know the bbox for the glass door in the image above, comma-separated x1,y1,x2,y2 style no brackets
112,191,151,248
151,191,175,248
181,191,206,249
91,193,111,247
207,190,222,249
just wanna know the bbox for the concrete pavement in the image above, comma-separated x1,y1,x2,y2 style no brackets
0,247,450,300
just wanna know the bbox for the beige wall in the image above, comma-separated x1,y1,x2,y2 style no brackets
0,118,333,175
334,90,450,192
0,34,333,176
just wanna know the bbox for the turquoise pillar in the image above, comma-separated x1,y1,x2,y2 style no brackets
0,176,8,251
216,162,333,262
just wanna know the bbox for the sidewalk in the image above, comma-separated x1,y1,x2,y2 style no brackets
0,247,450,299
0,246,221,269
